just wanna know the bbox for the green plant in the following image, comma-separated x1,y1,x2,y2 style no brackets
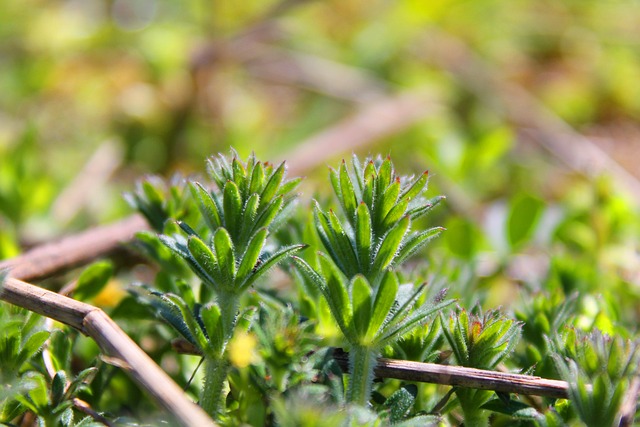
294,155,453,405
441,306,522,427
129,151,305,418
552,329,640,427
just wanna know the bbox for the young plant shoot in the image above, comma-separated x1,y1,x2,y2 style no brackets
128,151,305,418
295,155,453,405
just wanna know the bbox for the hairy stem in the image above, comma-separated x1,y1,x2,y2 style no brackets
217,291,240,342
200,356,229,418
347,344,378,405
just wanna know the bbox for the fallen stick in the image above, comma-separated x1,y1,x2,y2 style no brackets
0,276,216,427
331,349,568,399
0,214,148,282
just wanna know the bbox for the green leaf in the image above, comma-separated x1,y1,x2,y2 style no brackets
329,167,342,207
407,195,445,220
400,171,429,202
395,227,443,265
379,298,454,346
19,330,50,366
187,236,220,287
248,161,265,194
277,177,302,197
378,157,392,187
190,182,222,231
313,203,347,274
74,261,113,301
327,209,359,276
260,161,285,205
51,371,67,406
236,228,268,283
339,161,358,221
164,294,211,356
372,215,410,272
253,195,283,232
383,385,416,424
223,181,243,238
367,270,398,342
200,303,224,354
351,275,372,341
232,157,247,196
377,178,400,228
239,244,306,291
239,193,260,244
213,228,236,289
318,253,353,340
355,202,372,273
381,195,409,230
507,193,544,249
351,154,365,197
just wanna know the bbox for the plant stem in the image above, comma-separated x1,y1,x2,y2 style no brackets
200,356,229,418
199,291,240,418
217,291,240,342
347,344,378,405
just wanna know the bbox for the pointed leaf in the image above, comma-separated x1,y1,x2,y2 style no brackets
339,160,358,221
400,170,429,202
367,270,398,341
239,244,306,291
74,261,113,301
253,194,283,232
377,178,400,228
248,161,265,194
190,182,222,231
351,275,373,341
213,228,236,290
351,153,365,197
355,202,372,273
372,215,410,271
260,161,285,205
232,157,247,196
187,235,220,287
236,228,268,283
277,177,302,197
200,303,225,355
318,253,353,340
223,181,242,238
381,195,409,230
51,371,67,406
407,196,445,220
395,227,444,265
239,193,260,245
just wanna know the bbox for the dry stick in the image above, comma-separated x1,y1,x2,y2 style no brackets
284,90,442,176
420,31,640,203
331,349,568,399
0,277,216,427
0,214,148,282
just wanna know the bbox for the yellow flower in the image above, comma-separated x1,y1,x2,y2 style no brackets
228,332,259,368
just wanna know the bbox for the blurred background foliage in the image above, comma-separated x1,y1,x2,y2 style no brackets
1,0,640,423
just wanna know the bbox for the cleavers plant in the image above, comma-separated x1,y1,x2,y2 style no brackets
128,151,305,418
294,155,454,405
441,307,522,427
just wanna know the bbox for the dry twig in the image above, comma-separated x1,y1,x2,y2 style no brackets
332,349,568,399
0,214,148,282
0,277,215,427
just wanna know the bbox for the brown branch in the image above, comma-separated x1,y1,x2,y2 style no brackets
284,90,442,176
0,214,149,282
332,349,568,399
0,277,216,427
